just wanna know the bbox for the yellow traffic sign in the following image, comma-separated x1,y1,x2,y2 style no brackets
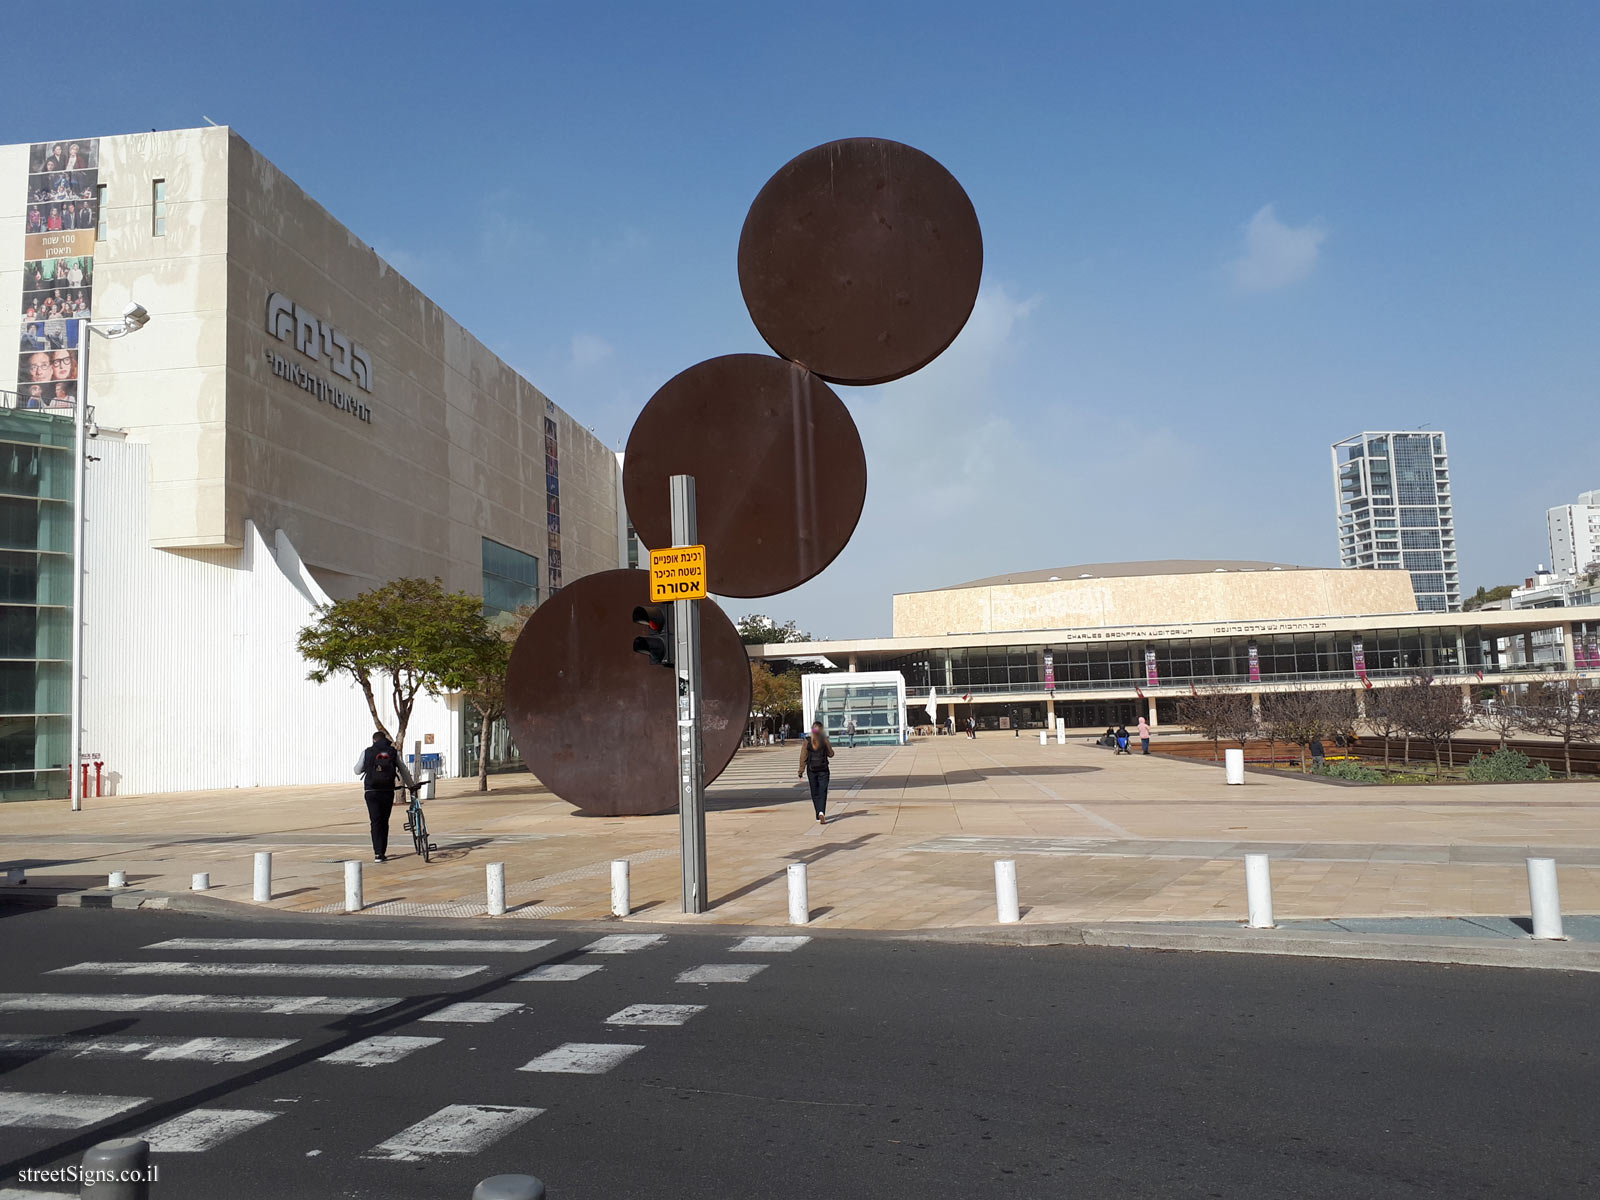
649,544,708,602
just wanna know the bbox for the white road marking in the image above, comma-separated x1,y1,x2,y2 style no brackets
581,934,665,954
318,1036,441,1066
605,1003,705,1026
49,961,486,980
147,938,552,954
518,1043,645,1074
0,993,396,1015
513,963,604,982
418,1002,521,1024
141,1108,278,1152
676,964,767,984
366,1103,543,1161
0,1034,294,1063
0,1091,147,1129
729,936,812,953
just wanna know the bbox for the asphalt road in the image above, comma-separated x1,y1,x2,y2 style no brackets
0,905,1595,1199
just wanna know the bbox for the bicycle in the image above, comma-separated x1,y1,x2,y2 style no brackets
401,783,436,863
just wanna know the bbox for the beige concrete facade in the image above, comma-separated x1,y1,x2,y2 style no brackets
3,125,618,597
893,561,1418,637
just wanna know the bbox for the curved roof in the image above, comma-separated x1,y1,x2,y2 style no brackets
942,560,1316,591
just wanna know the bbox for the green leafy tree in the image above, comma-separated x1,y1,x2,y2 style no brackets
297,578,488,755
452,606,535,792
737,614,813,645
750,661,803,739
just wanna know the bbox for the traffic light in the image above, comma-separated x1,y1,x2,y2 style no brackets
632,604,672,667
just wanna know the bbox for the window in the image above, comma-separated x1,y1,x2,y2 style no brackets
151,179,166,236
95,184,106,240
481,538,539,618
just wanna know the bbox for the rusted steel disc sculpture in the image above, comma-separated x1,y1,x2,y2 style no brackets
505,570,750,816
622,354,867,598
737,137,984,386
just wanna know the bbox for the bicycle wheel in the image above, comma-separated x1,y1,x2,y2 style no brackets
412,807,430,863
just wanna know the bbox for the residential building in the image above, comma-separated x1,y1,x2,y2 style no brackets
1546,490,1600,579
1331,430,1460,612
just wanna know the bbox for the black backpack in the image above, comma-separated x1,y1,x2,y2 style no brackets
368,744,398,787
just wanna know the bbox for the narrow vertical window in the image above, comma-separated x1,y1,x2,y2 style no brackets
95,184,107,240
151,179,166,236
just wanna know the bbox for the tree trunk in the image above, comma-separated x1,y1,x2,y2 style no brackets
1384,738,1391,768
1565,739,1574,779
1403,734,1411,765
477,708,494,792
358,677,389,741
1433,740,1443,776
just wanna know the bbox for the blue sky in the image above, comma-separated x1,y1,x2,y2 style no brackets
7,2,1597,636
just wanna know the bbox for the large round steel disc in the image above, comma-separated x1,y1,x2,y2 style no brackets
505,569,751,816
738,137,983,386
623,354,866,598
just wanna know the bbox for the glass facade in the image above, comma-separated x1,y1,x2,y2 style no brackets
481,537,538,618
813,679,902,745
1333,431,1459,611
0,408,74,800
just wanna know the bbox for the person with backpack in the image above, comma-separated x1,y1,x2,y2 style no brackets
354,731,414,862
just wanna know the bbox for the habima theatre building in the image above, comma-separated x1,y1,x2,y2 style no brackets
753,561,1600,745
1,126,628,800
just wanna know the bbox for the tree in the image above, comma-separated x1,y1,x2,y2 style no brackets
1463,583,1517,612
1178,690,1228,759
749,661,802,739
737,614,813,645
1215,692,1261,758
1476,692,1526,750
1364,686,1405,767
1528,677,1600,779
297,578,487,755
1263,688,1323,772
1395,673,1472,775
452,606,535,792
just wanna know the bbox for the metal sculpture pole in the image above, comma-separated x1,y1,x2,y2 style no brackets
671,474,708,912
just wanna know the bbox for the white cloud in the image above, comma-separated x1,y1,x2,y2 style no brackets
569,332,614,371
1228,204,1327,293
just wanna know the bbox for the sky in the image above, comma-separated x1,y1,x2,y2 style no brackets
6,1,1597,637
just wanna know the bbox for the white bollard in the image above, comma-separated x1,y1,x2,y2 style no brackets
1245,854,1274,928
1225,747,1245,785
344,860,363,912
1055,718,1066,745
486,862,507,916
611,860,631,917
787,862,810,925
995,859,1020,923
252,852,272,903
190,872,209,892
1527,857,1564,940
1039,729,1047,745
108,870,127,888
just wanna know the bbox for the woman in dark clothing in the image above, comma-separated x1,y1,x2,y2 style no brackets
1114,725,1131,755
796,721,835,825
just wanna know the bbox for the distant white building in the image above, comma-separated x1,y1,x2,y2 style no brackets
1546,490,1600,578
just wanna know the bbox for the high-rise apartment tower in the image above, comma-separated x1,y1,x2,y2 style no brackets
1331,431,1460,612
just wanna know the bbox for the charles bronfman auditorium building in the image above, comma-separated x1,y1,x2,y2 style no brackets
0,126,626,800
752,560,1600,744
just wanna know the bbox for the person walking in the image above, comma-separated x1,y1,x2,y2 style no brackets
354,731,413,862
967,715,977,739
1137,715,1151,755
1114,724,1130,755
797,721,835,825
845,718,856,749
1310,735,1326,771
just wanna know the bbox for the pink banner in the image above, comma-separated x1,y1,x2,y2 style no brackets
1144,648,1159,687
1247,640,1260,683
1352,634,1367,680
1587,632,1599,668
1044,649,1055,692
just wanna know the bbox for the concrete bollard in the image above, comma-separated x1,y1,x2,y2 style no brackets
787,862,809,925
1527,857,1565,940
611,859,630,917
80,1137,150,1199
1055,721,1066,745
253,851,272,903
487,862,507,916
191,872,210,891
1245,854,1274,928
1225,747,1245,785
1039,729,1048,745
108,870,127,888
473,1175,547,1200
995,859,1020,923
345,860,363,912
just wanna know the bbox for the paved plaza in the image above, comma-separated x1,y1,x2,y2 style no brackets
6,736,1600,929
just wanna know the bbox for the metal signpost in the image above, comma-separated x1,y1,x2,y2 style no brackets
660,475,708,912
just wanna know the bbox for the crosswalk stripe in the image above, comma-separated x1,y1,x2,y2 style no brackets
676,964,767,984
418,1002,521,1024
0,1189,74,1199
0,1091,147,1130
513,963,603,982
141,1107,278,1152
581,935,665,954
0,1034,295,1064
318,1036,442,1067
518,1043,645,1074
0,993,397,1015
49,962,486,980
365,1104,544,1161
605,1003,705,1026
147,938,553,954
729,936,812,953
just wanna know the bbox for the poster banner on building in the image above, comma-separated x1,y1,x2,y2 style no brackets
544,402,562,593
1584,630,1598,670
1144,648,1159,687
1352,634,1367,681
1043,650,1054,693
17,137,98,411
1247,639,1261,683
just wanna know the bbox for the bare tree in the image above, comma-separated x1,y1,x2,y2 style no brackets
1476,691,1526,750
1363,686,1404,768
1215,692,1260,758
1263,688,1321,772
1396,673,1473,775
1528,677,1600,779
1178,690,1227,760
